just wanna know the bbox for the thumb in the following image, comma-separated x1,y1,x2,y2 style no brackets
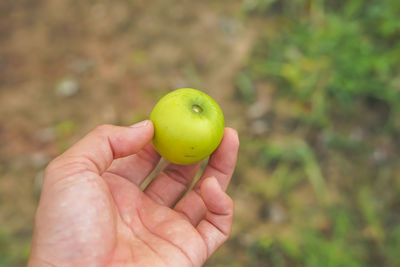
48,120,154,176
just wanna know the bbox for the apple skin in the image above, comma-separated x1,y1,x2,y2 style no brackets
149,88,225,165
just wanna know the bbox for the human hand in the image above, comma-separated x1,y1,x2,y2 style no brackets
28,120,239,267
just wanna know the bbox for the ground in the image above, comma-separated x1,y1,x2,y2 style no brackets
0,0,254,265
1,0,400,266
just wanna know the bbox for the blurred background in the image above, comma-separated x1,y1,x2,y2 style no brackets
1,0,400,266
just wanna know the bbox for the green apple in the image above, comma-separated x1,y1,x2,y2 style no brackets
149,88,225,165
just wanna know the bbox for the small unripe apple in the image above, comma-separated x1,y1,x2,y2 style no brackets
149,88,225,165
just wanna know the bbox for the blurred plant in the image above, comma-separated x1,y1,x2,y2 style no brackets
0,230,30,267
246,0,400,128
248,207,369,266
237,0,400,266
252,138,326,201
242,0,278,13
386,226,400,265
235,72,256,104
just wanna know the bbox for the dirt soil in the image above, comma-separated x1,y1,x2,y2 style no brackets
0,0,255,265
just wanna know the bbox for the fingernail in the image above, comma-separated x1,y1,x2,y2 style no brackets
130,120,150,128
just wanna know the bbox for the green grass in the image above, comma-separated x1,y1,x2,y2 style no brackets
235,0,400,266
0,230,30,267
247,1,400,125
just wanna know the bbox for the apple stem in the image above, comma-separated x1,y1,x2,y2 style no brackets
192,104,203,113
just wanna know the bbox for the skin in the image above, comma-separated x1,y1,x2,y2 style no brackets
150,88,225,165
28,120,239,267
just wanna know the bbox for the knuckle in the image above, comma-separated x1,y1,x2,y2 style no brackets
43,157,60,180
44,156,60,173
94,124,113,135
43,162,53,176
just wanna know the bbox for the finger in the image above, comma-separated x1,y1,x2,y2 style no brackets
106,143,161,185
195,128,239,191
174,128,239,225
46,121,154,178
144,162,200,206
196,177,234,257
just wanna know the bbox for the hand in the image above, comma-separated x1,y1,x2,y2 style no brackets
28,120,239,267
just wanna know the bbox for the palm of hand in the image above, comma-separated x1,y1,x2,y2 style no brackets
29,124,238,267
